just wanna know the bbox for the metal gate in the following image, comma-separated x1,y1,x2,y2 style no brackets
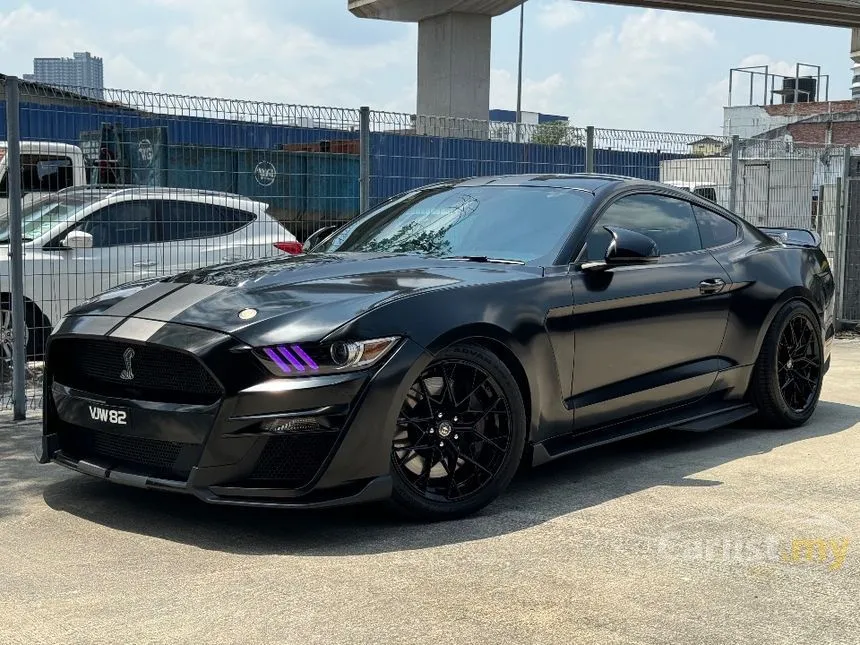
742,162,770,226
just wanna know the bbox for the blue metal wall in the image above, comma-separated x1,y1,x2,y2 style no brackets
4,101,688,219
369,132,685,205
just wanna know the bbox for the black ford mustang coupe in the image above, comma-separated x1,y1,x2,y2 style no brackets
39,174,835,520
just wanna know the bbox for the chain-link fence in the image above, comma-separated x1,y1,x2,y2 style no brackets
1,75,856,414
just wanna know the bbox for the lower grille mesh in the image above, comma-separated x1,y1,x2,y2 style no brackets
58,427,201,479
246,432,340,488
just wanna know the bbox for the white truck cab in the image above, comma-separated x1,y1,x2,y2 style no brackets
0,142,88,215
663,180,720,204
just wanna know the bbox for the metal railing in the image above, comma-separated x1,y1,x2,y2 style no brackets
1,76,855,414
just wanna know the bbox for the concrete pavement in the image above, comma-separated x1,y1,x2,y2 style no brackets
2,341,859,644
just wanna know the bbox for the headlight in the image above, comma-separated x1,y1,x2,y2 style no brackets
257,337,400,376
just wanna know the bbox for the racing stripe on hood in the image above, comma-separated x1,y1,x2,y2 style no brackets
108,317,167,342
105,283,228,340
101,282,228,322
101,281,187,318
131,284,227,322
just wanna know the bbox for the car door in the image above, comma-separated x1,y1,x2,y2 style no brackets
570,192,733,432
59,200,161,310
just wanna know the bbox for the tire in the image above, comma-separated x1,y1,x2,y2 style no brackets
0,297,49,365
389,343,527,521
749,300,824,428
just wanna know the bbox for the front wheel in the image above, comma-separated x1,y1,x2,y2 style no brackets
0,299,48,366
750,300,824,428
0,304,30,367
389,343,527,521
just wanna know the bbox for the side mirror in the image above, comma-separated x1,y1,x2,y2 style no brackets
302,225,336,252
61,230,94,249
605,226,659,265
582,226,659,272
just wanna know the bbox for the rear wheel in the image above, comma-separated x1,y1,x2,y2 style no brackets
389,343,526,521
750,301,824,428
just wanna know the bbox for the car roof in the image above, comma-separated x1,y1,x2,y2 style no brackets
55,185,264,205
449,173,656,193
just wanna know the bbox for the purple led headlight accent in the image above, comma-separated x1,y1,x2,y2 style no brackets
264,347,291,373
290,344,319,370
277,345,305,372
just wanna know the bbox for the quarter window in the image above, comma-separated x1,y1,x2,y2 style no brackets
157,201,255,241
585,194,703,260
693,205,739,248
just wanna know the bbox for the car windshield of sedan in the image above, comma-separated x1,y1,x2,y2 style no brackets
0,194,97,243
316,185,593,263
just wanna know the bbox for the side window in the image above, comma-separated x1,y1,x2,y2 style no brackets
693,205,739,248
158,201,254,241
78,201,156,247
20,154,75,193
585,194,703,261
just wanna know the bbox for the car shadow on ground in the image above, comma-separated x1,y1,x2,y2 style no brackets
19,400,860,556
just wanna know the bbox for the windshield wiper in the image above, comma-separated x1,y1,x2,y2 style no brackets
441,255,525,265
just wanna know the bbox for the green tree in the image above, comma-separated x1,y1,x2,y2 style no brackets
531,120,585,147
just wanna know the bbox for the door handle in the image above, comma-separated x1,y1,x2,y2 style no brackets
133,261,157,268
699,278,726,295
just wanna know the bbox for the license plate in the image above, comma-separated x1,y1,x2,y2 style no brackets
86,403,132,427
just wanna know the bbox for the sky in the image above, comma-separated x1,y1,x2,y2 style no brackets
0,0,854,134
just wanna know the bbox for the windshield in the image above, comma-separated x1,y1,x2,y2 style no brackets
0,194,95,243
317,185,593,262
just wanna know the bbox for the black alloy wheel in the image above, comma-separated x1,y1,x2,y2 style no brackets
776,312,822,414
390,343,526,520
750,300,824,428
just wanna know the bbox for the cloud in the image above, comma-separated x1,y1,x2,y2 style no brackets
0,5,157,94
490,68,567,115
0,5,89,56
569,9,719,131
535,0,584,31
1,2,760,136
147,1,415,109
2,1,416,115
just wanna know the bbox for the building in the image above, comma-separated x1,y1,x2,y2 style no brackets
722,63,860,146
23,52,104,100
688,137,725,156
852,30,860,100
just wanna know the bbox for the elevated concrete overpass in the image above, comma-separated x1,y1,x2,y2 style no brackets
349,0,860,121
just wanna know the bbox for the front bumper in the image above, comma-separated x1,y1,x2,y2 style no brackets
40,317,432,509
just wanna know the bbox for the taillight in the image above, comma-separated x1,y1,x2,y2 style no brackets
274,241,303,254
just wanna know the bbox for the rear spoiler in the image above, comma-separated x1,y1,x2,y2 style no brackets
759,227,821,249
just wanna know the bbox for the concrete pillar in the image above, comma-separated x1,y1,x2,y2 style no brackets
417,12,491,123
349,0,522,137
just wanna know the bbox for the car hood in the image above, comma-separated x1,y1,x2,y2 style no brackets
69,252,540,345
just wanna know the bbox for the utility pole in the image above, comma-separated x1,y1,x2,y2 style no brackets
515,1,525,143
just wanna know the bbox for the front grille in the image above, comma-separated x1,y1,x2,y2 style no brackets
48,338,222,405
246,432,340,488
58,426,202,479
